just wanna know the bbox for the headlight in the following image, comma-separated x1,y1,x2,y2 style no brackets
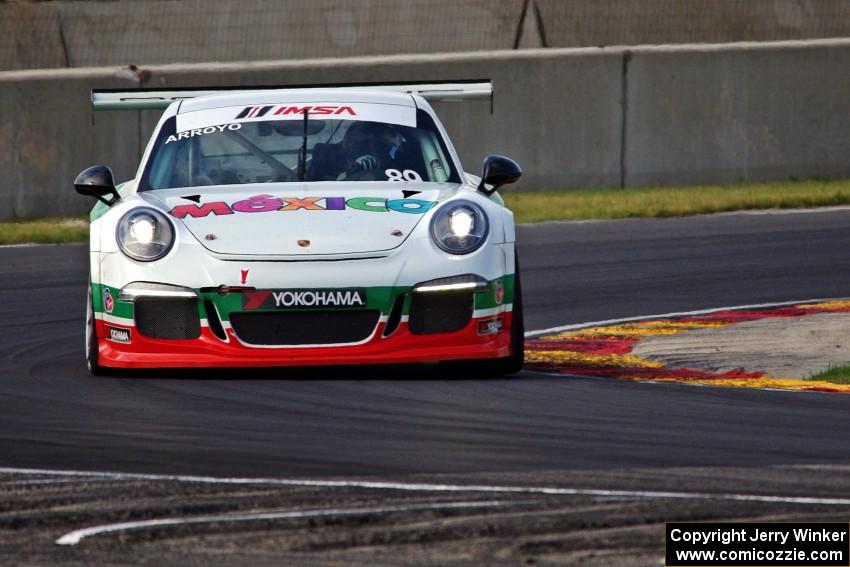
430,200,489,255
116,208,175,262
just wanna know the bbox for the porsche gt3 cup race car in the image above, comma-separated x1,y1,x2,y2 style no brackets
75,81,524,375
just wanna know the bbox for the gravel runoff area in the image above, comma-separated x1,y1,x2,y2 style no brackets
4,466,850,566
632,312,850,379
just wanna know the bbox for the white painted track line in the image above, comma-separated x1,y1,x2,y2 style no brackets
524,297,846,338
2,466,850,529
56,500,506,546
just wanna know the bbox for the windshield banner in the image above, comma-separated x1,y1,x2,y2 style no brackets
176,102,416,133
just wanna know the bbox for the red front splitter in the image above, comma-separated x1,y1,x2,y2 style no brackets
96,313,513,369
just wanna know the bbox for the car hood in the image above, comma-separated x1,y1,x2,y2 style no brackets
147,183,451,257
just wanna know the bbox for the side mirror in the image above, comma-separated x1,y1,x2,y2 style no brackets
74,165,120,206
477,155,522,195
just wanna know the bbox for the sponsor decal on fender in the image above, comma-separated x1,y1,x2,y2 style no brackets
477,317,503,336
103,288,114,313
169,195,435,219
243,288,367,310
106,325,131,344
493,279,504,305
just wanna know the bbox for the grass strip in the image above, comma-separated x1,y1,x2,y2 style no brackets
0,217,88,245
504,178,850,223
809,364,850,384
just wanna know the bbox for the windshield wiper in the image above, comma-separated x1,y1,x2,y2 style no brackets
297,109,309,181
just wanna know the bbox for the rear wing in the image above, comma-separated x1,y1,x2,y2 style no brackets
91,80,493,111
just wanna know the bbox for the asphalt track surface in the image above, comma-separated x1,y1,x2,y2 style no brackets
4,209,850,564
4,208,850,476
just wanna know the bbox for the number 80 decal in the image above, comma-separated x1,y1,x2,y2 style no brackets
385,169,423,182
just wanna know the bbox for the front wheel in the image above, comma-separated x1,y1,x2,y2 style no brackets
86,280,102,376
502,261,525,373
490,254,525,374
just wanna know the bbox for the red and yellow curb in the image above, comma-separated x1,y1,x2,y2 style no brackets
526,300,850,393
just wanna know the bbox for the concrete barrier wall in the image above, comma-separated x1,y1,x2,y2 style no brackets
536,0,850,47
0,49,623,219
0,0,526,70
0,2,67,71
624,40,850,186
0,68,147,219
2,39,850,220
5,0,850,71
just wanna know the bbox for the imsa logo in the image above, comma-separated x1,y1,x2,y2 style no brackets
106,325,132,344
234,105,356,119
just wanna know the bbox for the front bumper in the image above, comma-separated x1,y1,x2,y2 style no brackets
95,310,514,368
93,238,517,368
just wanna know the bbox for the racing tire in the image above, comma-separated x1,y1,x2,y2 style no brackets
492,254,525,374
86,279,102,376
443,254,525,377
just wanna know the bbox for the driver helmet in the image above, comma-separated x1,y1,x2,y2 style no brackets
341,122,383,156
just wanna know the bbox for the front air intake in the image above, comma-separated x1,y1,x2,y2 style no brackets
408,292,473,334
229,310,380,345
204,300,227,341
134,298,201,340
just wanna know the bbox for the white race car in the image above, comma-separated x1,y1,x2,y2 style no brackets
75,81,523,374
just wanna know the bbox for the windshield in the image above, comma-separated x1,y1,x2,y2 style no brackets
139,104,460,190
